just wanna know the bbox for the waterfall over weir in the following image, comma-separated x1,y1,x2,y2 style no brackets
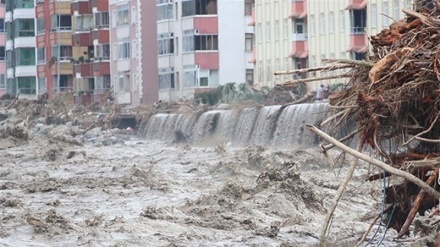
141,103,335,148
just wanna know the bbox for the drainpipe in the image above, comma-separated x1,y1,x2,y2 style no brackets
56,1,61,95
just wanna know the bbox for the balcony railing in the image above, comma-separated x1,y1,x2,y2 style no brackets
19,88,36,95
350,26,365,34
17,30,35,37
16,59,35,66
292,33,308,41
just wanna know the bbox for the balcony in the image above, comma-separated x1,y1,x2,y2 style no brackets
91,0,109,11
195,52,219,70
289,38,308,58
74,63,93,77
72,32,92,46
50,62,73,76
346,0,367,10
71,1,92,15
92,61,110,76
348,28,367,53
49,1,71,15
248,46,256,63
91,29,109,43
193,16,218,34
292,33,308,41
74,60,110,78
289,0,307,19
248,8,255,26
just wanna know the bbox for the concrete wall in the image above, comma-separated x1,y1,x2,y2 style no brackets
218,0,246,85
140,0,158,104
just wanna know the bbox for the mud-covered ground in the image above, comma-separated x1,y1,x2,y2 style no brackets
1,124,438,247
0,100,438,247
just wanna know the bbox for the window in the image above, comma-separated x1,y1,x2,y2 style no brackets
265,3,270,20
183,65,198,88
195,35,218,50
245,33,254,52
310,15,315,35
246,69,253,85
76,15,93,31
371,4,377,28
117,4,130,26
199,69,218,87
37,18,45,35
310,55,316,68
15,48,35,66
329,12,334,33
15,19,35,37
274,20,279,40
0,74,5,89
382,2,389,27
266,21,271,41
284,19,288,38
0,19,4,33
339,10,345,32
6,50,12,68
405,0,412,7
257,23,262,43
157,32,174,55
51,15,71,31
245,0,253,16
320,13,325,34
94,12,109,28
0,46,4,60
157,0,173,21
38,78,47,94
266,60,271,81
118,37,130,59
132,40,137,58
159,67,175,89
183,29,194,52
18,77,36,95
258,63,263,82
37,47,45,64
339,51,347,58
96,44,110,60
52,46,72,61
394,0,400,20
182,0,217,16
94,75,111,93
118,73,130,92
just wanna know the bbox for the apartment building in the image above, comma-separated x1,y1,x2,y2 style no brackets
0,1,6,97
5,0,38,99
35,0,73,100
252,0,296,89
71,0,111,105
108,0,158,106
254,0,414,91
156,0,254,102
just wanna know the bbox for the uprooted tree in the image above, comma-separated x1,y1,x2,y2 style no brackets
283,2,440,245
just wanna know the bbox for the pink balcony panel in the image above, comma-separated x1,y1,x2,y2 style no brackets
249,46,256,63
346,0,367,10
0,7,6,17
0,33,5,45
194,16,218,34
248,8,255,26
289,41,308,58
195,52,219,70
347,33,367,53
289,0,307,19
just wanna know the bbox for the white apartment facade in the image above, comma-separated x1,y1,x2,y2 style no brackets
254,0,414,91
156,0,254,102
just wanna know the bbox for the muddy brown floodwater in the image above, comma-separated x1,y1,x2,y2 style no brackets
0,128,435,247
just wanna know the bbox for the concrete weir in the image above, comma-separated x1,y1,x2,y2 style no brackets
140,103,353,148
